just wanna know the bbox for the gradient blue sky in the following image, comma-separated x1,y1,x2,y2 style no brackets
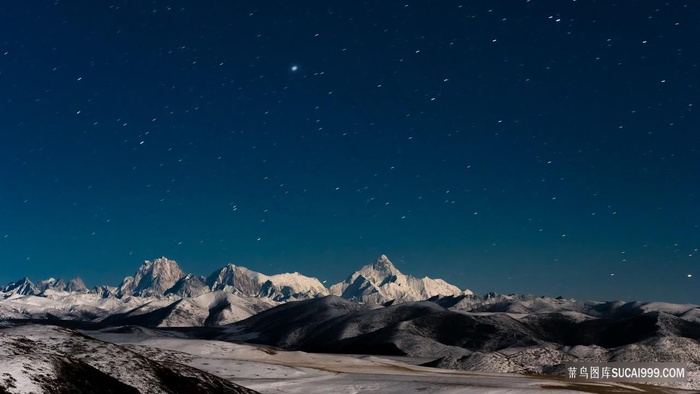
1,1,698,303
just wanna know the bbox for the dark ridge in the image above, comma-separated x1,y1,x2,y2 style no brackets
291,301,446,350
589,301,644,319
226,296,700,358
597,314,661,347
431,295,467,309
4,319,111,330
410,312,540,351
419,357,445,368
47,356,141,394
204,298,231,326
154,365,258,394
304,323,409,356
525,313,661,347
160,325,228,340
676,317,700,340
3,319,230,341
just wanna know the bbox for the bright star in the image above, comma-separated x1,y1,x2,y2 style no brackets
291,65,298,71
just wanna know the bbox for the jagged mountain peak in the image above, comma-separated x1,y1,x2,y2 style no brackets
206,263,246,292
370,254,399,274
36,276,89,293
65,277,88,292
137,256,182,273
206,263,328,301
117,256,185,298
1,277,39,297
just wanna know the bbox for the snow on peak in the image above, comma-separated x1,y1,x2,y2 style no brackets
165,274,208,298
65,277,89,293
117,256,185,298
34,277,89,294
206,264,329,301
205,263,239,292
1,277,39,297
371,254,399,276
2,253,473,314
257,271,329,301
330,255,468,304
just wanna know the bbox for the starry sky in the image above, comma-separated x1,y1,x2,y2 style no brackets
1,1,698,303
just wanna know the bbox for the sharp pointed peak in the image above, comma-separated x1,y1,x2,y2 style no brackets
137,256,183,271
373,254,396,269
152,256,177,264
67,276,87,285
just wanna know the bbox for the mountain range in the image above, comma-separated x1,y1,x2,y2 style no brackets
0,255,471,325
2,255,700,390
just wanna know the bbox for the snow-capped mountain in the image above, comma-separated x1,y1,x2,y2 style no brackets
206,264,329,301
1,277,39,298
207,264,261,295
38,277,89,294
0,254,470,325
2,254,465,305
116,256,186,298
64,277,89,293
249,270,329,301
330,255,472,304
165,273,209,298
90,285,118,298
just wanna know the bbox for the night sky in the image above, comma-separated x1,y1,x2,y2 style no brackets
1,1,698,303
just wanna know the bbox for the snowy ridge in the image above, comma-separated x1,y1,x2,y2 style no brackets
206,264,329,301
254,271,329,301
0,323,258,393
100,291,277,327
37,277,88,293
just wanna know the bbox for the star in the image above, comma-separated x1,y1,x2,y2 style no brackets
291,65,298,72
